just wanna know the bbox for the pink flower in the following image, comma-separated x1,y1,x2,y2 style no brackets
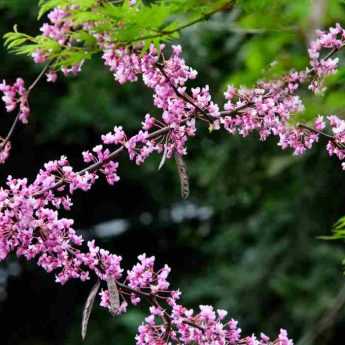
0,78,30,123
0,142,11,165
314,115,326,131
32,49,48,64
46,70,58,83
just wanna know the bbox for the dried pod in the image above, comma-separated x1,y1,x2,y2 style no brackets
81,279,101,340
106,277,120,317
158,144,168,170
175,153,190,199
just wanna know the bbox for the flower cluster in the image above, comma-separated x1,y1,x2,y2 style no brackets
0,172,294,344
325,115,345,164
41,8,69,45
32,6,84,81
308,23,345,93
82,145,120,185
136,301,293,345
0,142,11,164
0,78,30,123
220,73,325,156
101,43,200,159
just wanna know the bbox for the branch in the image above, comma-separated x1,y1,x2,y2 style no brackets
123,3,234,45
298,123,345,149
34,106,241,196
297,283,345,345
35,55,345,197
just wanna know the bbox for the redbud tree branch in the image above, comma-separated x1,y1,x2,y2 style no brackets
35,48,343,197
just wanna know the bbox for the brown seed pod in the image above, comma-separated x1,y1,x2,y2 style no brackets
81,279,101,340
175,153,190,199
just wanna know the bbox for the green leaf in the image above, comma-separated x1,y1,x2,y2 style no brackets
38,0,68,19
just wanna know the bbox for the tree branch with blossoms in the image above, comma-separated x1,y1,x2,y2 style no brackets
2,1,345,344
0,62,51,163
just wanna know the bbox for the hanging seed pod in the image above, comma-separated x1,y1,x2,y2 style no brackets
175,153,190,199
106,277,120,317
81,279,101,340
158,144,168,170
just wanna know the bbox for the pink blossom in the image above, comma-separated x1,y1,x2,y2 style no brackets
46,70,58,83
0,78,30,124
32,49,48,64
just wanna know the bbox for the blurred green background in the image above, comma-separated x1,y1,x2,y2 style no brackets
1,1,345,344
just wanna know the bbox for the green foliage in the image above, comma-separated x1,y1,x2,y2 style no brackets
328,216,345,241
38,0,98,19
237,0,288,12
3,0,231,68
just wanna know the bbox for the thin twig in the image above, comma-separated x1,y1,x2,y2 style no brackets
297,283,345,345
298,123,334,140
123,4,233,45
28,62,51,94
298,123,345,149
0,62,51,150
